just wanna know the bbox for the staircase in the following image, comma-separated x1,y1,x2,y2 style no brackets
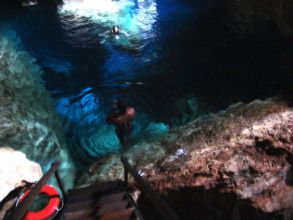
6,158,181,220
61,180,142,220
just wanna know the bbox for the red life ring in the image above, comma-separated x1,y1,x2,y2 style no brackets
18,184,61,220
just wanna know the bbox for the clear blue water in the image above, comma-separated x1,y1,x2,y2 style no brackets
1,0,292,166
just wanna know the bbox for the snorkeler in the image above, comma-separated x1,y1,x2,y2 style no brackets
111,25,130,39
21,0,38,7
99,25,130,43
112,25,120,35
106,100,135,147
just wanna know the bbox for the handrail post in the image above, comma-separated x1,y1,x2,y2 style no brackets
120,155,181,220
122,154,128,187
124,165,129,186
55,170,66,201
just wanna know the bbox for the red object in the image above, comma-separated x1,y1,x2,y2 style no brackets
125,107,135,119
107,107,136,126
19,184,61,220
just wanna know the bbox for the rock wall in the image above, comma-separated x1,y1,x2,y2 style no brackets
89,97,293,219
0,35,75,192
228,0,293,37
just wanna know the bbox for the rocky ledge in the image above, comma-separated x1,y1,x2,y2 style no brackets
87,97,293,219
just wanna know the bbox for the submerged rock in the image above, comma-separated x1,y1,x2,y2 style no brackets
89,97,293,219
0,35,75,191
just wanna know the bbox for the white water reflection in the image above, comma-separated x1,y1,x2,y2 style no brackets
58,0,158,45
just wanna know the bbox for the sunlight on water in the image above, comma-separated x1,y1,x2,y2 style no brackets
58,0,158,42
61,0,123,14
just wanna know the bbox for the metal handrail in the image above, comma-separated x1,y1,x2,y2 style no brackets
6,161,62,220
121,155,181,220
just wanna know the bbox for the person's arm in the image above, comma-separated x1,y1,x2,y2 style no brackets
99,30,110,37
121,30,130,37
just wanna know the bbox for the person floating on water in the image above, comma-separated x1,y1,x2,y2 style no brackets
106,100,135,148
100,25,130,43
21,0,38,7
111,25,130,39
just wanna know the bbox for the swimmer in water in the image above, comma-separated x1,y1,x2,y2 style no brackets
100,25,130,43
111,25,130,39
21,0,38,7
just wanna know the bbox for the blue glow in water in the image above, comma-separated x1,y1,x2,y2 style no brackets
59,0,157,36
57,88,100,120
42,59,73,75
59,0,191,159
0,0,196,160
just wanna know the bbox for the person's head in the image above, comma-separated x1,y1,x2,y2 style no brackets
112,25,120,35
114,99,127,113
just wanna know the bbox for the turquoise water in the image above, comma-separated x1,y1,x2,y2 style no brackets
0,0,291,166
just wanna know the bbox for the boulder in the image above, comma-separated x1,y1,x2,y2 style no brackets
89,97,293,219
0,147,42,202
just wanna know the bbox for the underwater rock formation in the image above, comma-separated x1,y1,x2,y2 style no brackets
0,147,42,201
0,35,75,191
228,0,293,37
87,97,293,219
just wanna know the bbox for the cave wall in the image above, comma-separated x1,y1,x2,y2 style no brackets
0,35,75,193
227,0,293,37
90,98,293,219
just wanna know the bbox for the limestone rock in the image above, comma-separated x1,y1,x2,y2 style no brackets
0,147,42,201
0,35,75,190
91,97,293,219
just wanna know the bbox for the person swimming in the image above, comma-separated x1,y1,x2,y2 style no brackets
100,25,130,42
21,0,38,7
106,100,135,148
112,25,120,35
112,25,130,39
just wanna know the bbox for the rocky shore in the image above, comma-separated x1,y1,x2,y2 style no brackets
85,97,293,219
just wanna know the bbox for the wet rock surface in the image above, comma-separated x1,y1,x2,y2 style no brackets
89,97,293,219
144,98,293,219
0,36,75,190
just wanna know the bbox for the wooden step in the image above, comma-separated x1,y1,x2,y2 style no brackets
97,192,127,206
64,215,97,220
97,200,130,216
63,208,95,220
67,181,122,202
64,216,96,220
65,198,96,211
67,181,118,193
67,181,121,197
98,207,135,220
